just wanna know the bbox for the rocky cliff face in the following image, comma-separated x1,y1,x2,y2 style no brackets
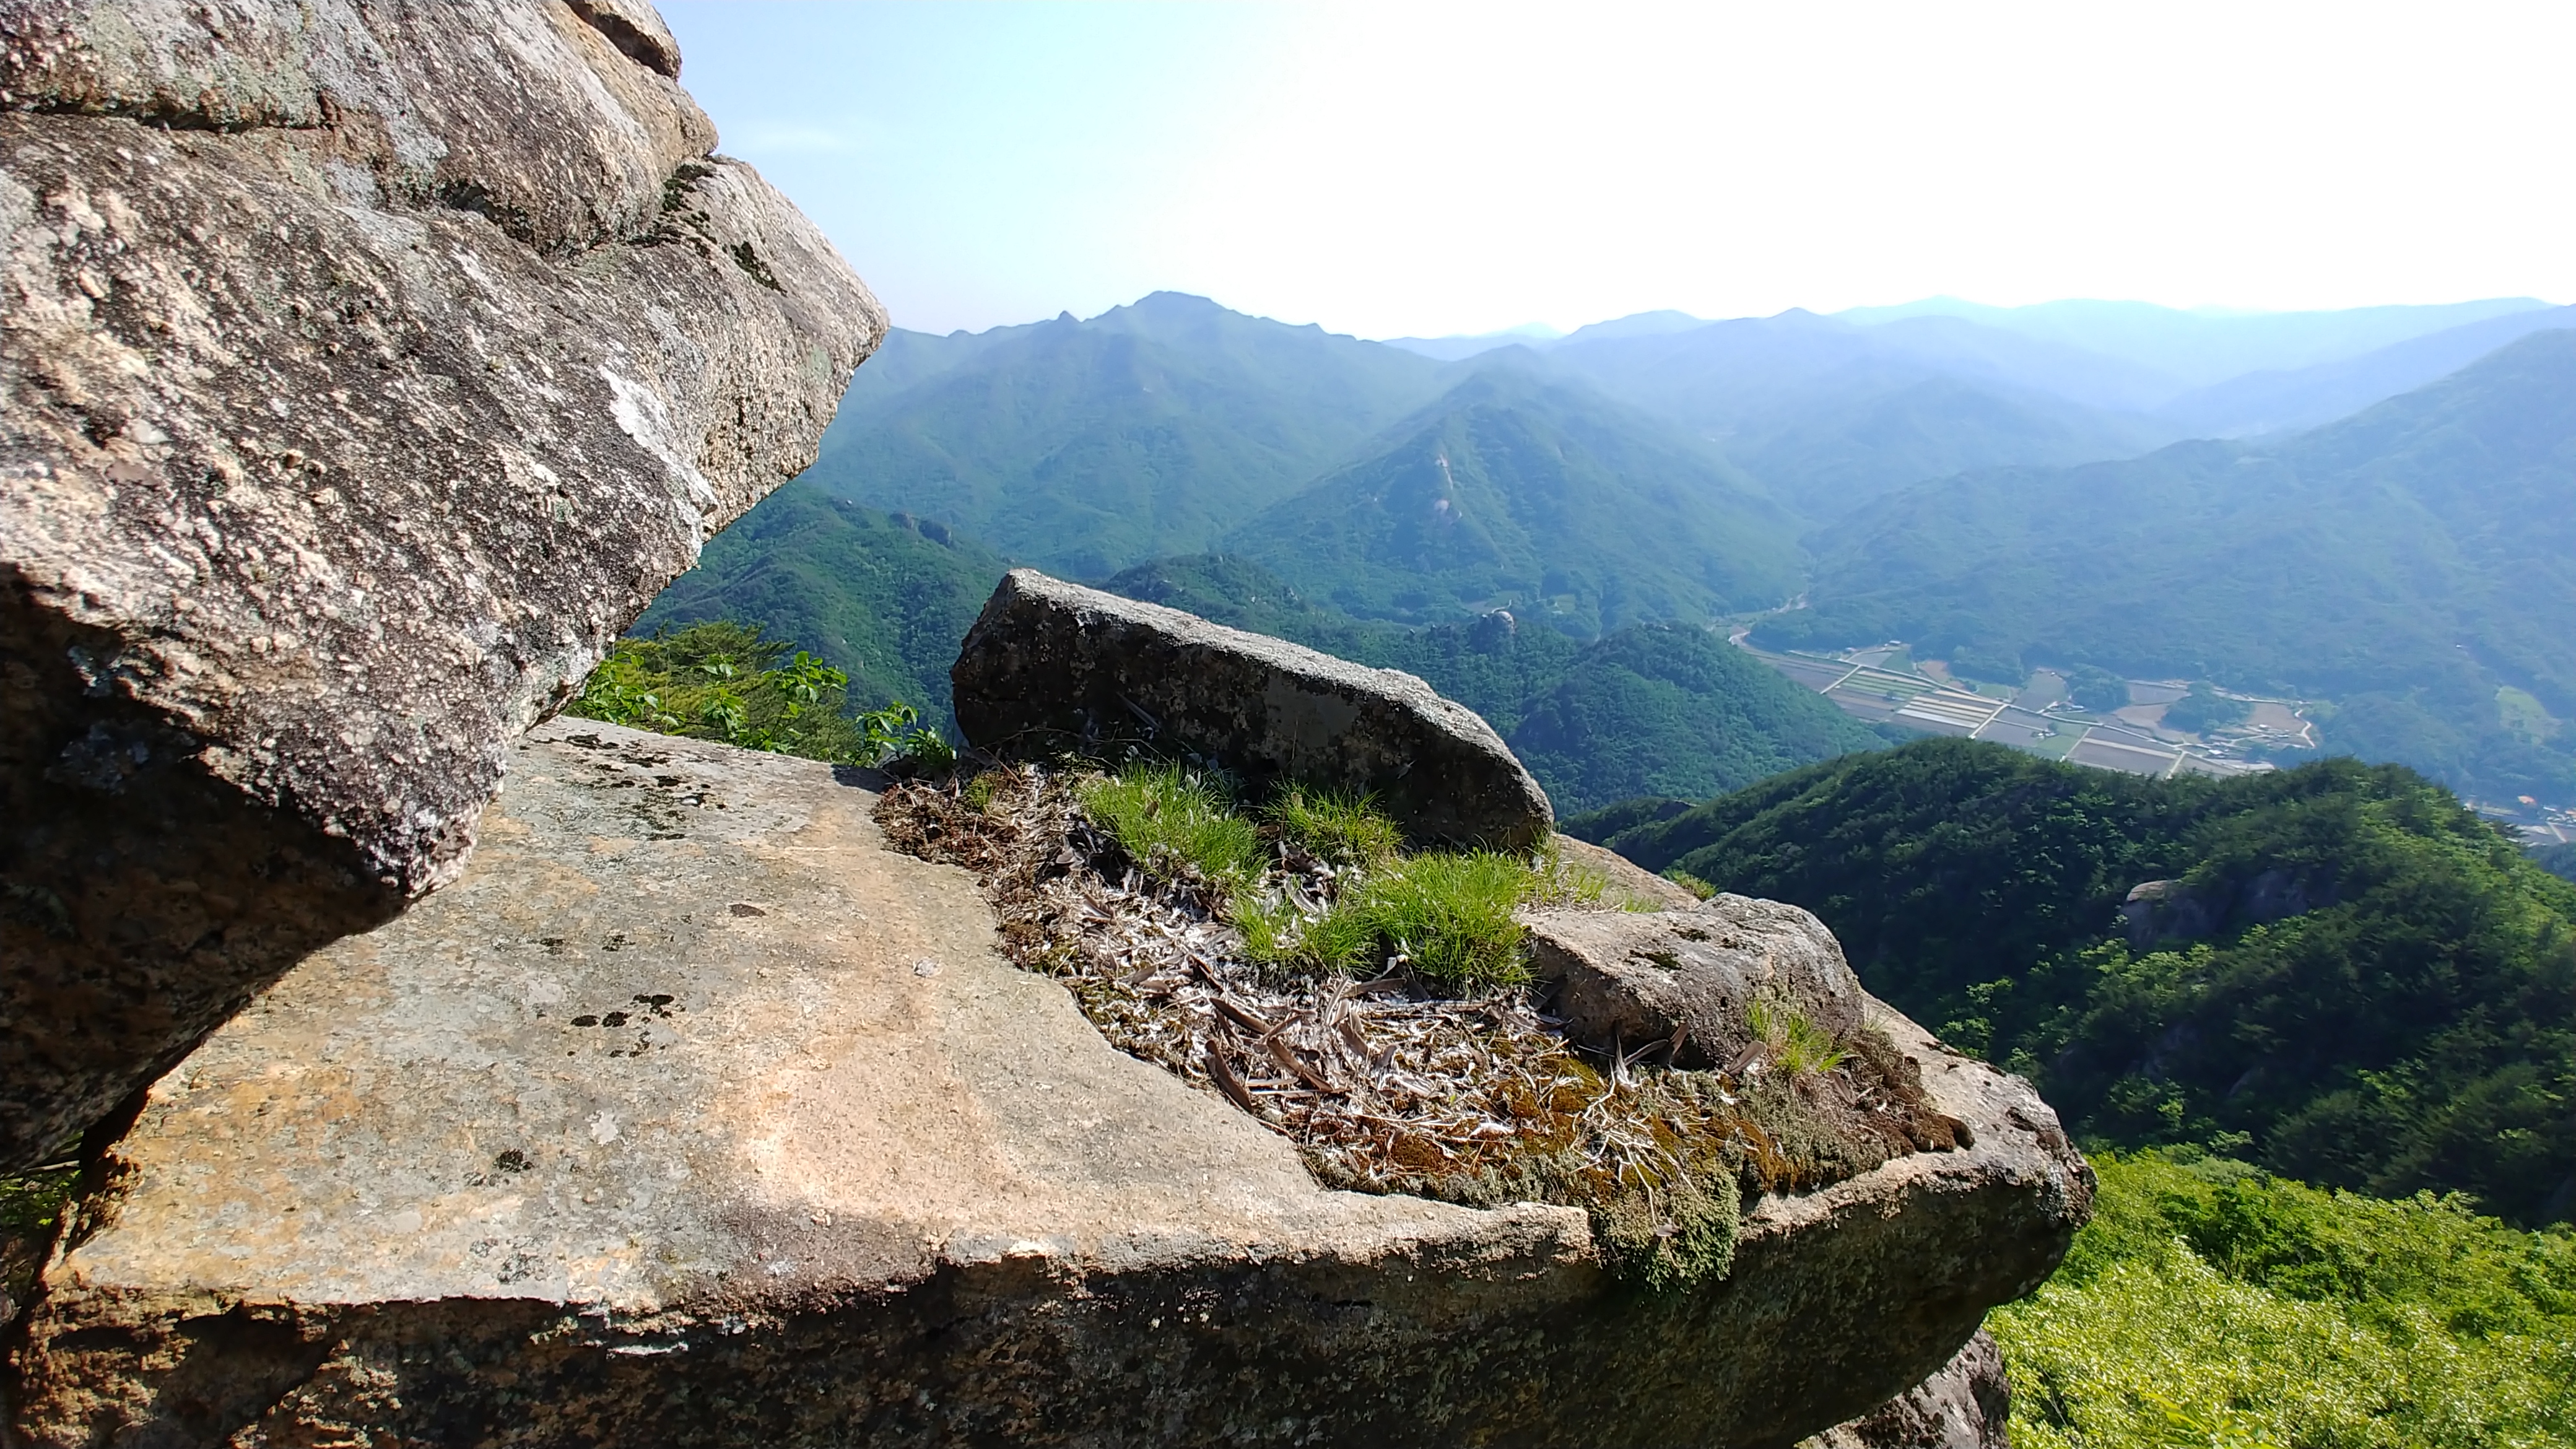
0,0,884,1168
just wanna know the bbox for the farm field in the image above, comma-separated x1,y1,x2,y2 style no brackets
1734,637,2310,780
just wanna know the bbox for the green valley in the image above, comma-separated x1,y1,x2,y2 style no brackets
637,479,1014,726
1757,328,2576,807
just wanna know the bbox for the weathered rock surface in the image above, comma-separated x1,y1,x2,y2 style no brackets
1552,831,1702,910
8,721,2091,1447
1808,1329,2012,1449
1525,893,1871,1067
0,0,884,1168
951,569,1555,850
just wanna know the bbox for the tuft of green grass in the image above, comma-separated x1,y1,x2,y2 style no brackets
1238,849,1540,986
1662,868,1718,900
1747,997,1849,1074
1339,851,1538,985
1079,764,1267,889
1082,765,1554,987
1529,837,1612,908
1266,786,1403,866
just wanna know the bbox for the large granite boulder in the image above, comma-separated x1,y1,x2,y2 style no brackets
0,0,884,1168
7,721,2091,1447
951,570,1554,850
1525,894,1871,1068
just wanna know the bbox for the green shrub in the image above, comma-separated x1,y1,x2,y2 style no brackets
1994,1151,2576,1449
1079,764,1267,889
1266,786,1402,866
567,619,951,767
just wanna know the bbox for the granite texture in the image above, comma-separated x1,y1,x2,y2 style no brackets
0,0,884,1168
1525,893,1871,1067
1808,1329,2012,1449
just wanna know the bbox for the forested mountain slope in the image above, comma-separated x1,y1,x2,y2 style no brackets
1223,366,1803,634
637,480,1014,725
1523,310,2187,517
1581,739,2576,1224
1757,328,2576,802
800,292,1447,576
1728,372,2180,518
2157,307,2576,438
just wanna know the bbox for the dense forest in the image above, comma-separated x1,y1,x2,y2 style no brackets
1573,739,2576,1224
1998,1150,2573,1449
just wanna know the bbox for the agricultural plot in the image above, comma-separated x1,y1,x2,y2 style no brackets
1739,642,2276,781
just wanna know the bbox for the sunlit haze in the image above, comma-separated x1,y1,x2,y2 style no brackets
660,2,2576,337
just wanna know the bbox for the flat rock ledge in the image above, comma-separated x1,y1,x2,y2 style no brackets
952,570,1556,851
7,723,2091,1448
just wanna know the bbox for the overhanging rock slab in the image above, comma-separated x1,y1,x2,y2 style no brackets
9,721,2091,1448
0,0,885,1168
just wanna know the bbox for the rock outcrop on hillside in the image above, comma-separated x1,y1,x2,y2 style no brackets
952,569,1556,850
8,720,2091,1447
0,0,883,1168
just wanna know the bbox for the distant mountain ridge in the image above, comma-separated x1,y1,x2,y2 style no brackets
1833,295,2553,387
1222,364,1803,634
2157,305,2576,437
747,289,2575,806
803,291,1448,577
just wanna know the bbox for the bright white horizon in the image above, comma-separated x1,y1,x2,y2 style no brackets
659,2,2576,339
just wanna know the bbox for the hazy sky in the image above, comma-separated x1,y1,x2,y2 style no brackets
659,2,2576,339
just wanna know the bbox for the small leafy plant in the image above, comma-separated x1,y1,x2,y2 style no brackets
856,701,955,770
